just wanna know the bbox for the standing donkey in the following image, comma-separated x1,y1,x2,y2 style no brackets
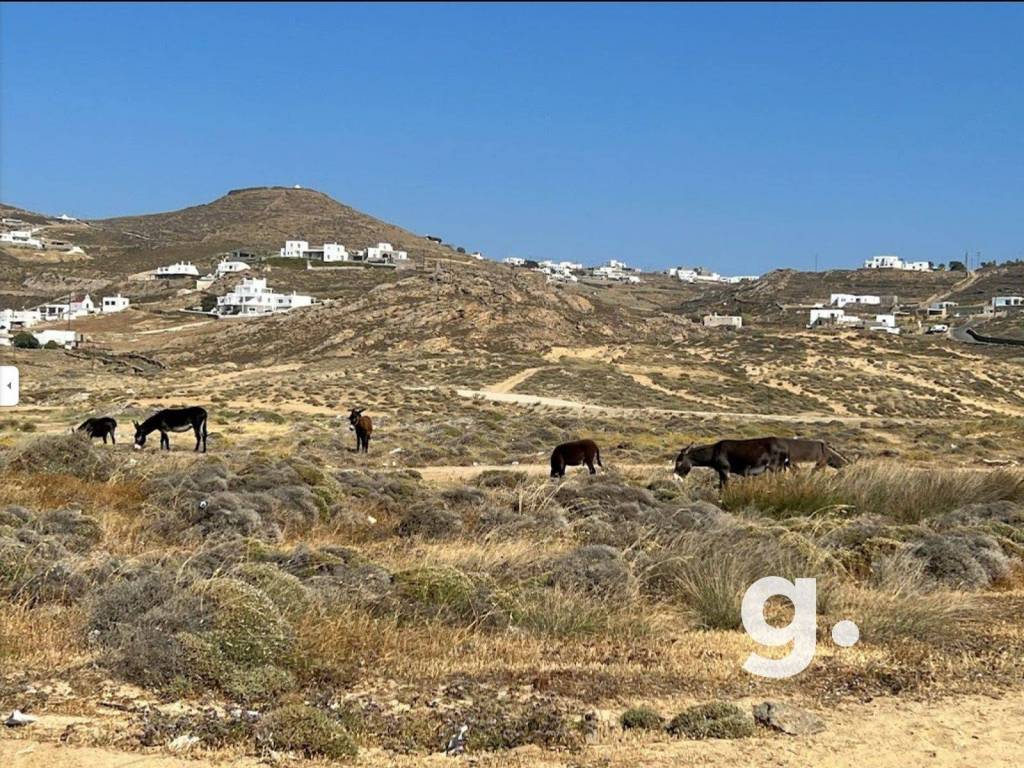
349,408,372,453
133,406,208,452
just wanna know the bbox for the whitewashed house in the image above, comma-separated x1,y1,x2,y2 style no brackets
363,242,408,263
864,255,903,269
703,314,742,329
215,260,251,276
503,257,526,267
0,309,41,330
863,255,932,271
40,294,95,321
155,261,200,278
726,275,759,284
280,240,309,258
322,243,350,262
469,251,484,260
809,307,846,326
992,296,1024,309
830,293,882,308
214,277,314,317
0,229,43,249
927,301,958,317
874,314,898,328
101,295,131,313
33,329,82,348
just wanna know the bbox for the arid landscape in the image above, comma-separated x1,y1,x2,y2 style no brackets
2,188,1024,767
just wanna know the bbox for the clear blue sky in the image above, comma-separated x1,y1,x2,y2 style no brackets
2,3,1022,272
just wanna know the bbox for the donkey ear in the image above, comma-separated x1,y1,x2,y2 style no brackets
133,421,139,428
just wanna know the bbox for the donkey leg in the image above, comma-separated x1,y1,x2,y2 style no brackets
585,458,596,475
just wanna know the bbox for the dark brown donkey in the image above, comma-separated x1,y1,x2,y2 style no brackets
349,408,373,453
550,439,602,477
674,437,790,488
76,417,118,444
778,437,848,470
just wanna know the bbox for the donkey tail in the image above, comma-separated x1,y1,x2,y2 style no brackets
596,447,603,467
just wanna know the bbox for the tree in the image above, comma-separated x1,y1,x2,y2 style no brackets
12,332,40,349
949,260,967,272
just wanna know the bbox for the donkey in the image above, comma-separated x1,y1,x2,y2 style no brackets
674,437,790,488
777,437,848,471
134,406,208,452
76,417,117,444
349,408,372,453
550,439,602,478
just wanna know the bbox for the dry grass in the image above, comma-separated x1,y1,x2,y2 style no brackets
0,601,89,668
723,462,1024,522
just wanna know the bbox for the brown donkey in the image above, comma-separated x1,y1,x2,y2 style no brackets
349,408,373,453
550,439,602,478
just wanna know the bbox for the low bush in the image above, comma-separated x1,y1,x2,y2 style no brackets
257,703,357,760
5,433,114,482
620,706,663,731
666,702,755,739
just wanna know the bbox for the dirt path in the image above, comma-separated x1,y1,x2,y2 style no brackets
454,386,914,424
3,691,1023,767
483,367,543,394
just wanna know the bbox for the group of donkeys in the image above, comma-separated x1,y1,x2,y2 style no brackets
550,436,847,486
75,407,373,454
77,406,844,487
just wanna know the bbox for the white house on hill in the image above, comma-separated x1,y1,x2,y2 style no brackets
831,293,881,308
40,294,95,321
214,277,314,317
215,260,251,276
503,257,526,266
703,314,742,329
992,296,1024,309
363,242,408,263
864,255,932,271
0,309,41,330
155,261,200,278
0,229,43,249
102,295,130,313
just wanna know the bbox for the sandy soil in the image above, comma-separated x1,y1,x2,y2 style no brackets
3,692,1022,767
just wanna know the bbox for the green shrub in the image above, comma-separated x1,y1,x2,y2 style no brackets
667,702,755,739
11,332,39,349
257,703,357,760
620,706,663,731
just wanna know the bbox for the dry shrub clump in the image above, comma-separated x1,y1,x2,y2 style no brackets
3,432,114,482
620,705,664,731
257,703,357,760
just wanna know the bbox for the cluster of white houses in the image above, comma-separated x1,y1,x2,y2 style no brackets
0,225,85,254
670,267,759,284
863,255,933,271
502,257,643,284
213,277,313,318
0,293,131,347
279,240,408,264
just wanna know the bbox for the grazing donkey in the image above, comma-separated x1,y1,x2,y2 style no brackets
550,439,603,478
76,417,118,444
674,437,789,488
349,408,372,453
133,406,208,452
777,437,848,471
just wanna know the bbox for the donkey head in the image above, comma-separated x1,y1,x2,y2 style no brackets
673,443,695,477
348,408,364,426
133,420,146,450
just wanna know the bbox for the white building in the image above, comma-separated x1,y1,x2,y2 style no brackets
155,261,200,278
33,329,82,349
280,240,309,258
40,294,95,321
830,293,882,308
214,277,314,317
703,314,742,329
469,251,484,261
726,275,759,284
927,301,958,316
592,260,638,281
503,257,526,267
874,314,897,328
0,229,43,249
863,255,932,271
215,260,251,276
992,296,1024,309
0,309,41,330
363,242,408,263
809,307,846,326
322,243,349,262
670,266,754,284
101,295,131,313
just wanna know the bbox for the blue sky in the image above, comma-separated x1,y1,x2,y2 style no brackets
1,3,1021,272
